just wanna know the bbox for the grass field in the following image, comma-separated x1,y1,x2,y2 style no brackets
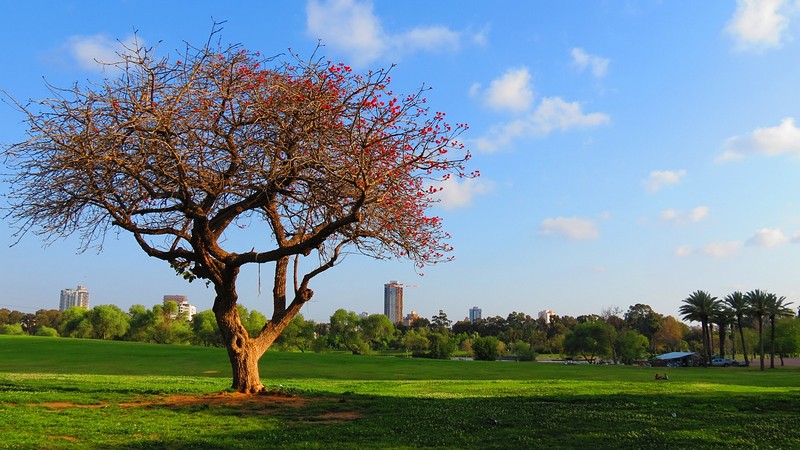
1,336,799,449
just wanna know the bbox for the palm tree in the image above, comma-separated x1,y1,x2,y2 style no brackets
765,294,794,369
710,307,732,358
679,290,720,366
745,289,770,371
723,291,749,366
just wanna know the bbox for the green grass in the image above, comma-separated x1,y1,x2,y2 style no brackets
1,335,799,449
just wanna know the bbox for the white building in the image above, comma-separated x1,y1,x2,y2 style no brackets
59,285,90,311
538,309,556,324
163,295,196,320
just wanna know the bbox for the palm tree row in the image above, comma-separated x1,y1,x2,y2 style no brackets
680,289,794,370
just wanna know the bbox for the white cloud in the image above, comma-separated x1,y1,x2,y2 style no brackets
538,216,599,240
431,177,493,210
726,0,792,51
746,228,789,247
643,169,686,192
675,245,694,256
306,0,468,67
660,206,709,224
306,0,385,67
63,34,138,72
716,118,800,162
571,47,610,77
702,241,742,257
483,67,535,112
473,97,609,152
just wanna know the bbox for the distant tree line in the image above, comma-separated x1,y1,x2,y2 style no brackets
2,291,799,366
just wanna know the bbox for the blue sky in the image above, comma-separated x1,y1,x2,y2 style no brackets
3,1,800,323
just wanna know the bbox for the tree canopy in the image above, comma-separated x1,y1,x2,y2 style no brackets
2,29,473,392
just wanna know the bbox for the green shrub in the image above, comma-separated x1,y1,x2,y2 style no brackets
513,342,538,361
0,323,25,335
472,336,500,361
35,326,59,337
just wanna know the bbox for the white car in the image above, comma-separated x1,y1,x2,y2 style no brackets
711,357,733,367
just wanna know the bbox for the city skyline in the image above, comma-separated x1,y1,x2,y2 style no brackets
3,2,800,323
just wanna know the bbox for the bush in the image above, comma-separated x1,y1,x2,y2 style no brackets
472,336,500,361
427,333,456,359
35,326,59,337
513,342,537,361
0,323,25,335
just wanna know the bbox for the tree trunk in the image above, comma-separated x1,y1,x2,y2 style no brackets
757,317,765,371
736,317,749,366
769,316,776,369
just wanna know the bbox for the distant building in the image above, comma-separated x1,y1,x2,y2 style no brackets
384,281,404,324
59,285,90,311
402,310,419,326
469,306,482,322
359,311,370,319
163,295,196,320
538,309,556,324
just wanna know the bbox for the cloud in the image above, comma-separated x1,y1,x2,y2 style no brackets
473,97,609,152
702,241,742,257
716,118,800,162
479,67,535,112
660,206,709,224
746,228,789,247
63,34,138,72
306,0,468,67
538,216,599,240
643,169,686,192
674,245,694,257
431,177,493,210
726,0,792,51
571,47,610,77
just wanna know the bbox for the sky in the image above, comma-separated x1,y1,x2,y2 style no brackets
3,0,800,324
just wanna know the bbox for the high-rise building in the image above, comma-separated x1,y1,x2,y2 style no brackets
163,295,196,320
538,309,556,324
384,281,404,324
469,306,482,322
59,285,90,311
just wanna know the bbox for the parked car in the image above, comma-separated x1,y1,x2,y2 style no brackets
711,357,733,367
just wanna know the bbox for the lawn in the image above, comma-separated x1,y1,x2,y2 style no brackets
1,335,799,449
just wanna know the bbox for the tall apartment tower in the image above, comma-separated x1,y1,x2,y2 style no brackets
59,285,90,311
383,281,404,324
469,306,482,322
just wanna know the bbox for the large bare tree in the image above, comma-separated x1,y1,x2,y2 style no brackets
2,33,473,392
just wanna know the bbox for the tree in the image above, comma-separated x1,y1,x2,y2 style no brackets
191,310,223,347
329,309,366,354
360,314,395,350
723,291,750,366
710,307,732,358
430,310,452,333
772,317,800,366
472,336,500,361
745,289,770,371
654,316,688,353
3,29,472,392
623,303,663,355
275,313,315,352
400,329,429,355
88,305,130,340
765,294,793,369
615,330,649,365
563,321,614,363
679,291,720,366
